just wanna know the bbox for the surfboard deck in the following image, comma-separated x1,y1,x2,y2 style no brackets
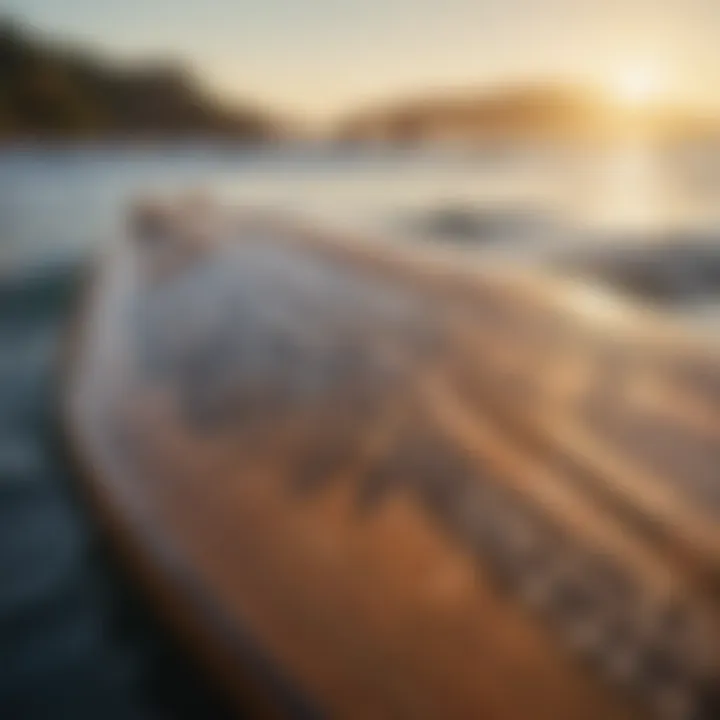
64,204,720,719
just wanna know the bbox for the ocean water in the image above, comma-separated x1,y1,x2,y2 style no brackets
1,142,719,717
3,141,720,309
1,143,566,268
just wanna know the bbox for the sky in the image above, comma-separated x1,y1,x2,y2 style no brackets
4,0,720,121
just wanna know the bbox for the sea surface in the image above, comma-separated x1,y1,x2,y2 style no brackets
1,141,719,717
4,141,720,315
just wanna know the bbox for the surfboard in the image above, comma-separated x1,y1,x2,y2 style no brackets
64,201,720,719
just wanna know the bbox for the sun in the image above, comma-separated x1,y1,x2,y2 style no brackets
614,67,663,107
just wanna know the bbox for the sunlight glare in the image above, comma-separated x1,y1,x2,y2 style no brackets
614,67,663,107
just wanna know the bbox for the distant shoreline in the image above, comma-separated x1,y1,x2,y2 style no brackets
0,135,279,149
0,19,282,142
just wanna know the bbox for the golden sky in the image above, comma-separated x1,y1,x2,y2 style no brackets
6,0,719,120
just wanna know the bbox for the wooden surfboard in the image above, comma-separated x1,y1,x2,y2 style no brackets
65,201,720,719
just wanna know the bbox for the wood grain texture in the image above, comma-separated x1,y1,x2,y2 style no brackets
65,213,720,719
